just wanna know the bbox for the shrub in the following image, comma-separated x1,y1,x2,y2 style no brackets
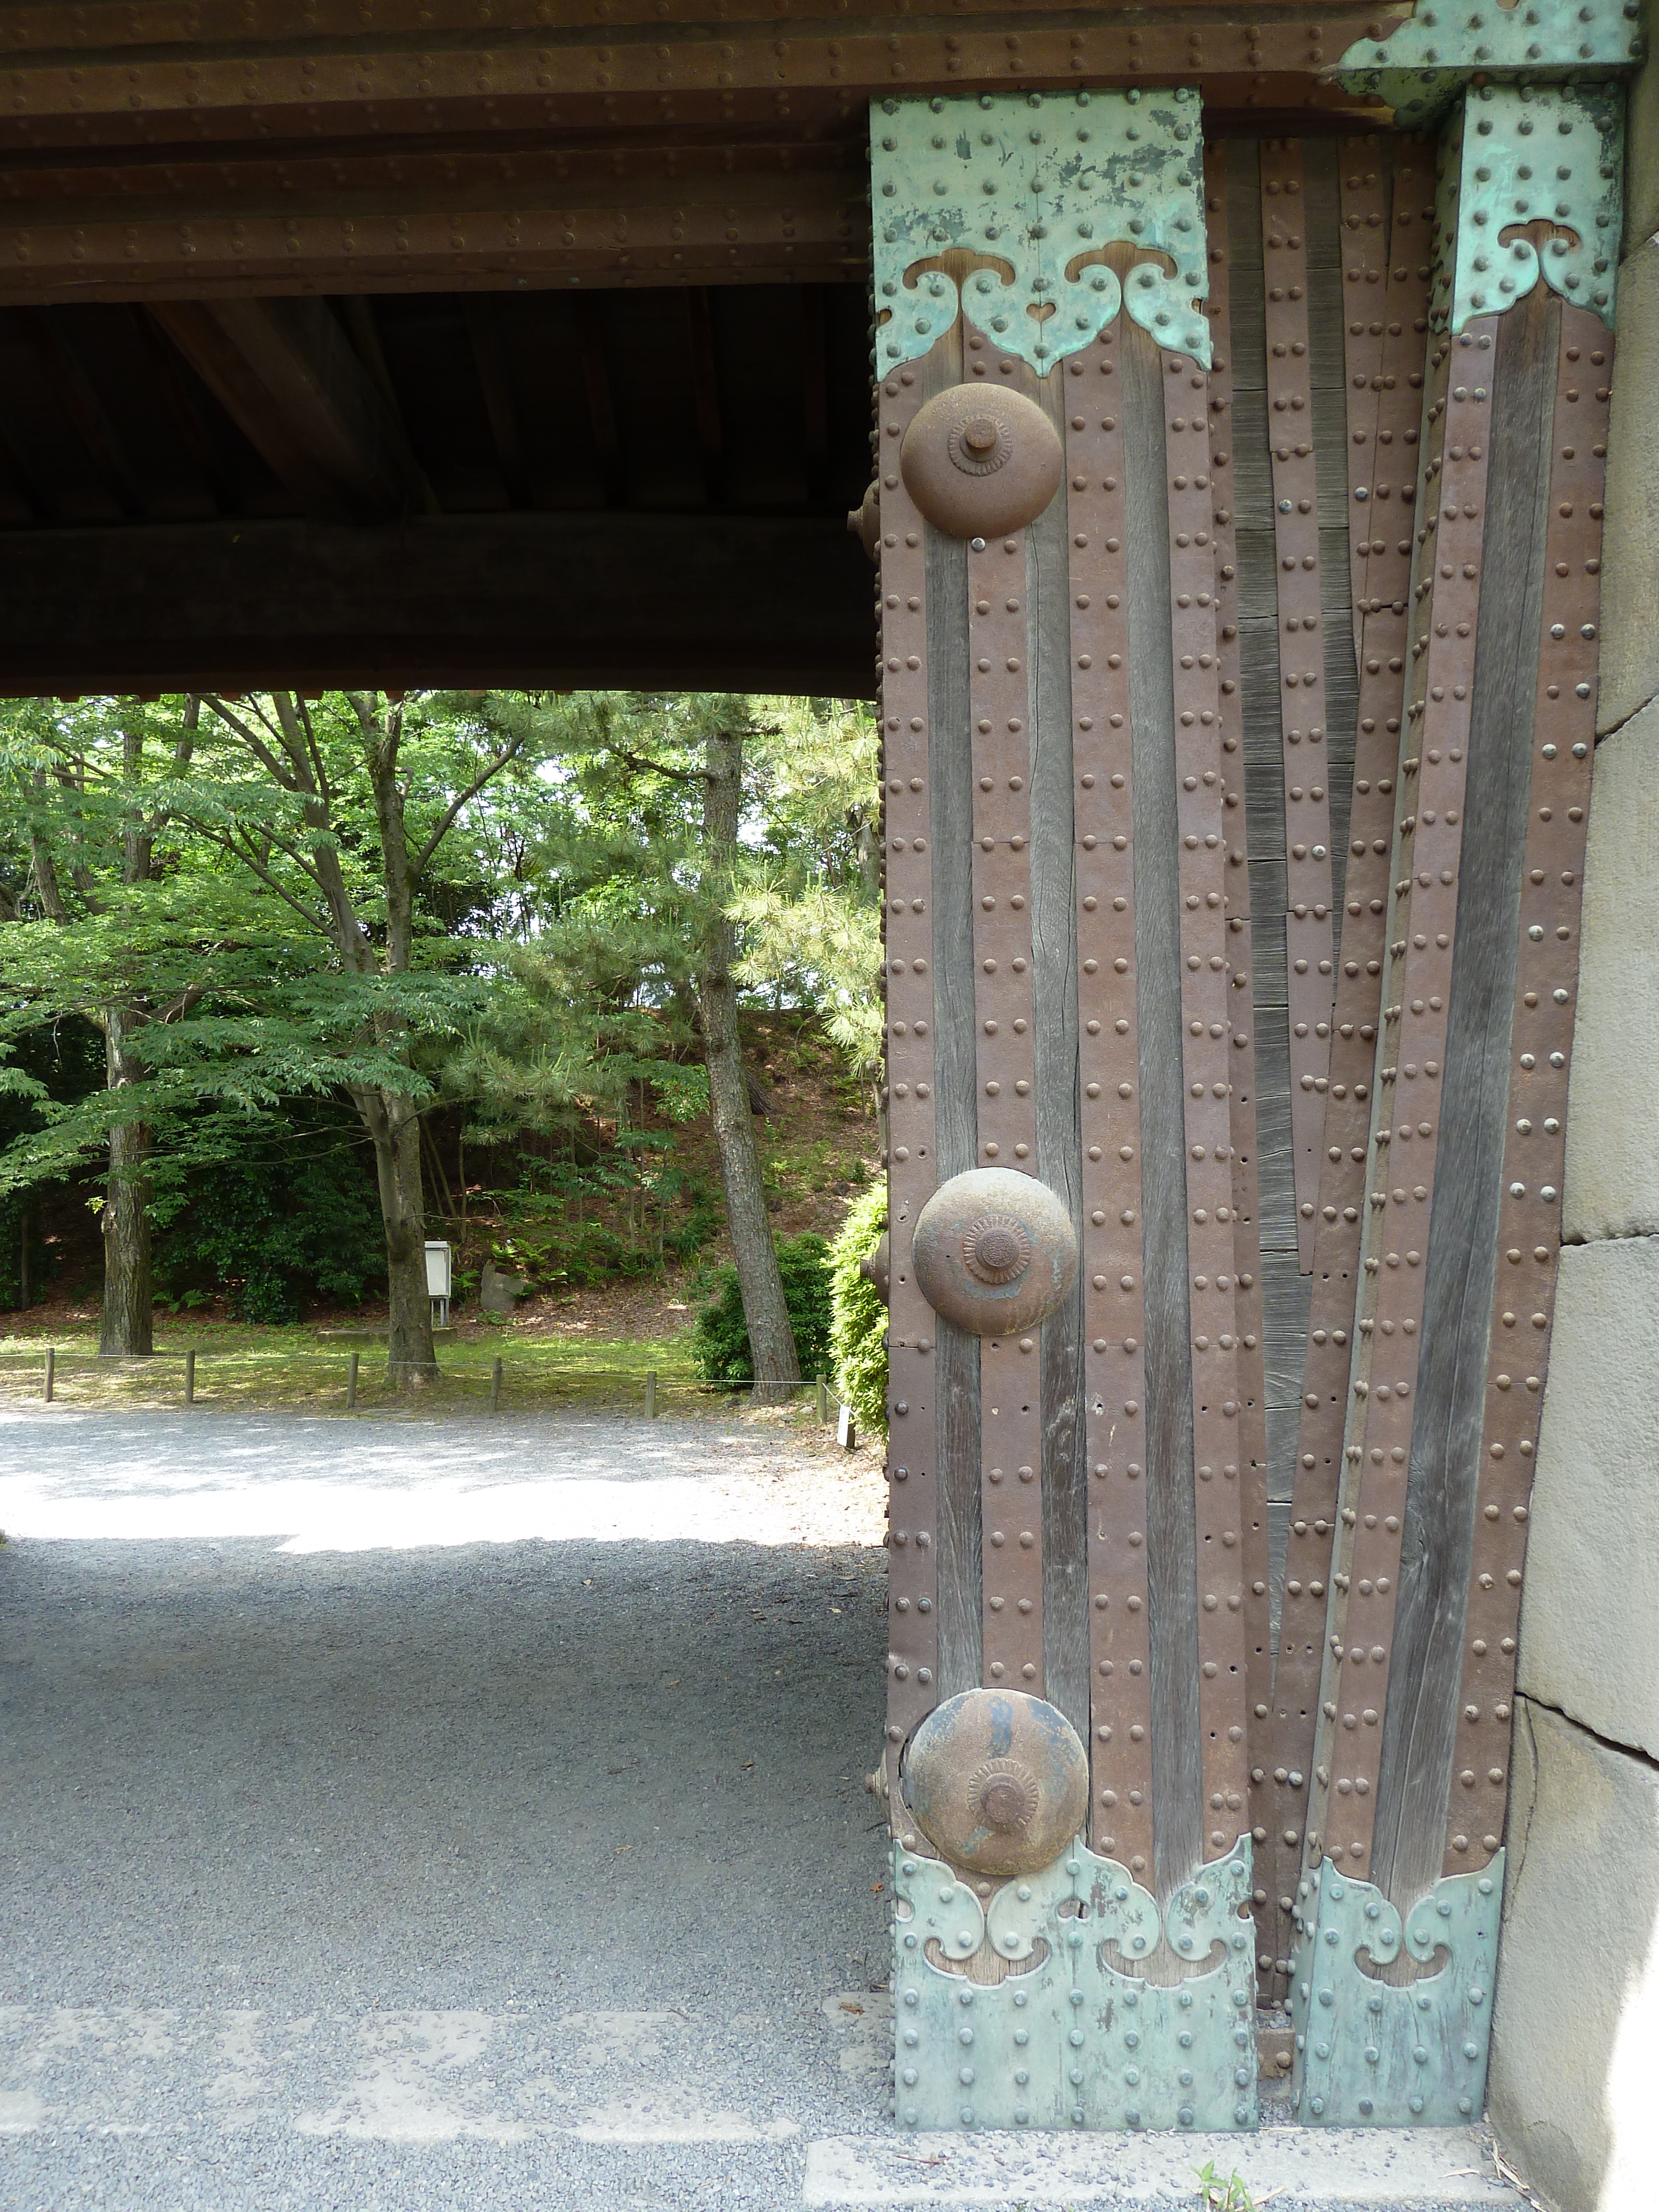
829,1180,888,1440
154,1113,387,1323
692,1232,833,1382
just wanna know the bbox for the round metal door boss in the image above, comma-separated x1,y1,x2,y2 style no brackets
898,385,1063,540
911,1166,1078,1336
904,1688,1088,1878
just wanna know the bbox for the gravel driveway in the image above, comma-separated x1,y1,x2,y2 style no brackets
1,1405,896,2210
0,1406,1517,2211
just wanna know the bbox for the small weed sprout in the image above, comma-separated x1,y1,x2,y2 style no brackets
1194,2160,1258,2212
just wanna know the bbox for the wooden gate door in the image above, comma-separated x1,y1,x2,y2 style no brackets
869,80,1618,2136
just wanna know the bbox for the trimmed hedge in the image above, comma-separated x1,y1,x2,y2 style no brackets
829,1180,887,1441
691,1232,833,1383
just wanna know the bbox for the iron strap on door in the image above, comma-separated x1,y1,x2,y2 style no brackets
967,488,1046,1691
1443,308,1608,1875
1203,145,1275,1910
1069,326,1157,1879
879,370,942,1774
1288,84,1620,2127
1163,337,1253,1863
1259,138,1338,1271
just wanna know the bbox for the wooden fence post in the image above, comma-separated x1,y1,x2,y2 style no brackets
347,1350,359,1410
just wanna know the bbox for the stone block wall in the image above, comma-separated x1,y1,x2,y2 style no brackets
1486,26,1659,2206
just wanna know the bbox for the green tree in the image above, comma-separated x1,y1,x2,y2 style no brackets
0,687,882,1374
182,689,539,1386
0,695,271,1353
0,690,539,1382
481,692,881,1395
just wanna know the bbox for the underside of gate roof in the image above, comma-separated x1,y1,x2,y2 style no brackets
0,0,1576,693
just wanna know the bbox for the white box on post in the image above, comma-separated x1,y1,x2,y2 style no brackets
425,1239,452,1329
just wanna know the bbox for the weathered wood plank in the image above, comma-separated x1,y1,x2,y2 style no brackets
1370,289,1557,1908
1123,316,1203,1902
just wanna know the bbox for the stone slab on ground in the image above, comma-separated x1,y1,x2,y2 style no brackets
1563,696,1659,1244
1489,1697,1659,2212
1517,1237,1659,1761
804,2127,1513,2206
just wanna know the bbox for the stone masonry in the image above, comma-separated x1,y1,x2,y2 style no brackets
1487,18,1659,2204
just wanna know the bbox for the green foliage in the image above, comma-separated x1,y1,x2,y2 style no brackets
0,688,882,1326
0,691,490,1199
830,1180,889,1439
486,1144,721,1291
472,693,883,1129
152,1111,387,1324
692,1232,833,1383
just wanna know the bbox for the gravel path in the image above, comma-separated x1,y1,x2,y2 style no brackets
0,1407,1517,2211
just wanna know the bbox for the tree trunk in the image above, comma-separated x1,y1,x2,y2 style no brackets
697,722,799,1398
359,1088,438,1386
100,1021,153,1357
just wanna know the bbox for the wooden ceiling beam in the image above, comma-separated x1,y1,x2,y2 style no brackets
0,0,1322,44
0,154,866,306
0,7,1398,192
684,286,723,507
570,293,623,507
130,305,236,515
0,17,1395,148
0,508,875,698
27,310,149,519
149,295,425,520
463,295,532,510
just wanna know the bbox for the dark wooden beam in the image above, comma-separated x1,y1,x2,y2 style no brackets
685,288,725,508
571,296,624,508
0,510,874,698
463,296,531,512
800,284,830,508
0,146,867,306
27,310,148,519
130,306,233,517
0,7,1401,173
149,296,422,521
0,424,47,524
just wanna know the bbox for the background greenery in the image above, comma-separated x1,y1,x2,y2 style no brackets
0,690,884,1329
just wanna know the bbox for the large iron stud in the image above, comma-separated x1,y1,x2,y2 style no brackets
899,385,1063,539
911,1166,1077,1337
904,1687,1089,1878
